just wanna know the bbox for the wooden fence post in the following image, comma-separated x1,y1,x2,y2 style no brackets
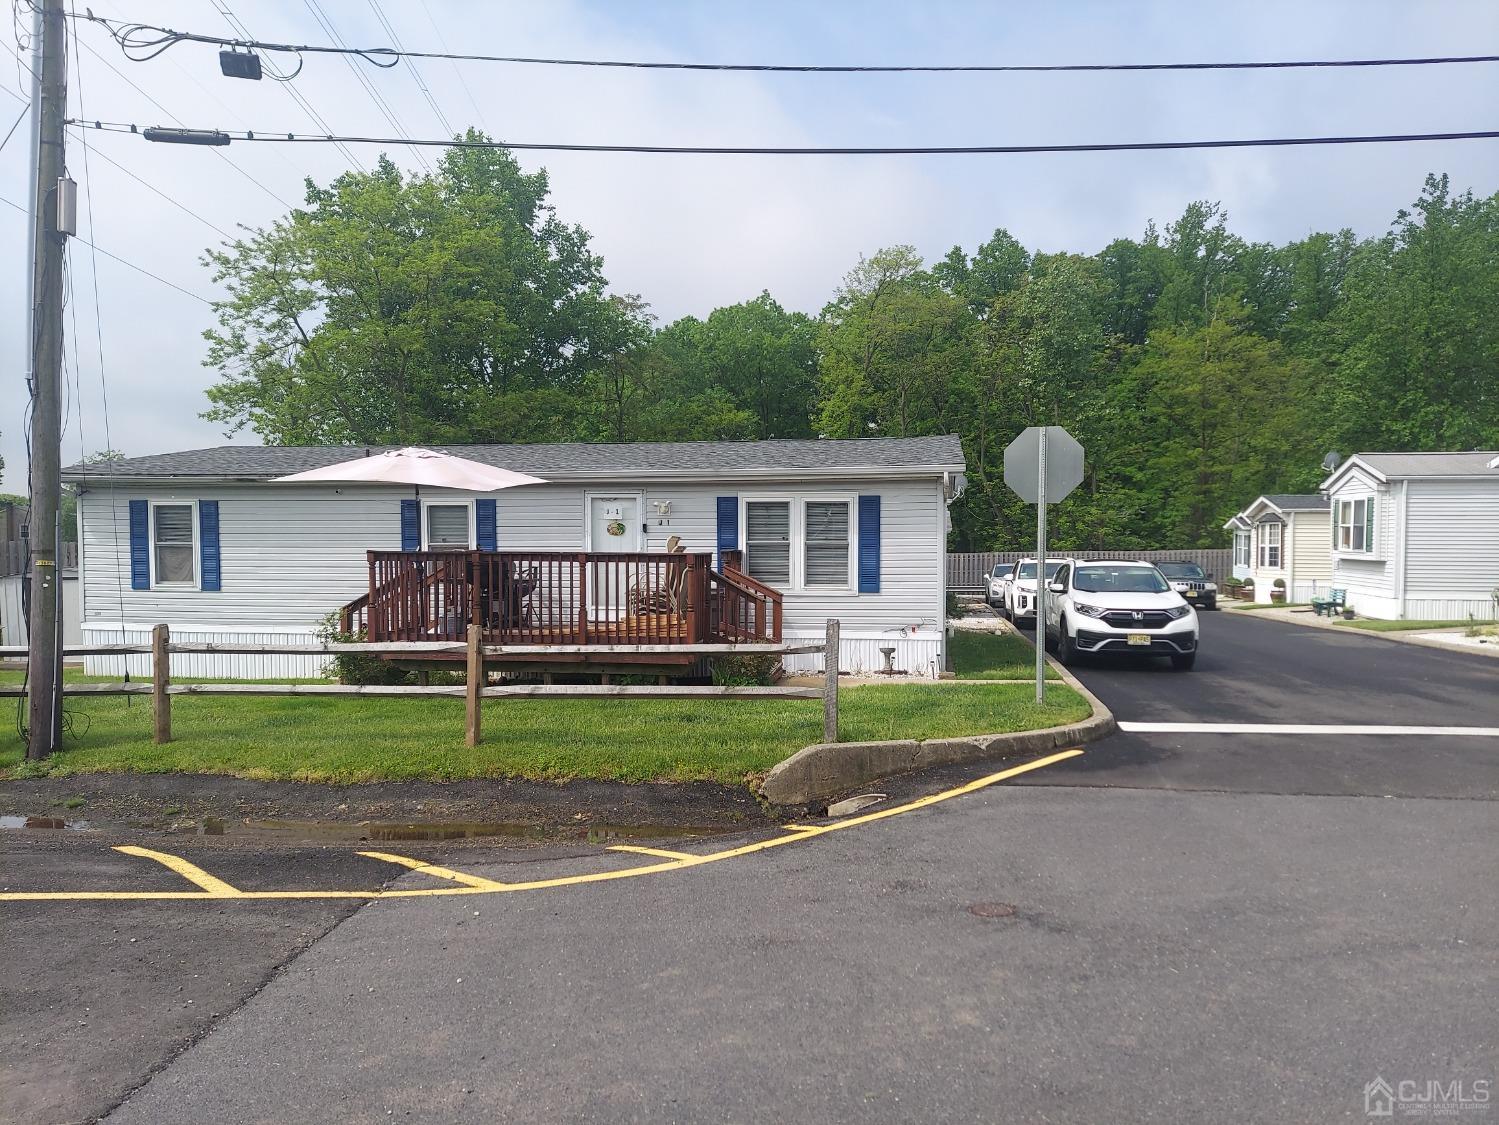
465,624,483,747
152,623,171,744
823,618,839,743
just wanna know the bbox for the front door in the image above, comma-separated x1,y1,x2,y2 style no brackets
588,495,642,618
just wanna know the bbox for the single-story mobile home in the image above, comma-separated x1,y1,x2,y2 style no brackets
1319,451,1499,621
64,436,966,679
1223,494,1331,602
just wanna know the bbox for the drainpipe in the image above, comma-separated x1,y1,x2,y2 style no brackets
1397,480,1409,619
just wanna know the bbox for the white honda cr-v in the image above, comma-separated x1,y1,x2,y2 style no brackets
1042,559,1198,671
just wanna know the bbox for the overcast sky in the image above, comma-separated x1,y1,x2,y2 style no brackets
4,0,1499,492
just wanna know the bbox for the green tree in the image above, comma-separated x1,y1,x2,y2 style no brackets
201,135,633,444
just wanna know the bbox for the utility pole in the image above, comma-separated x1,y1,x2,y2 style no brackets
26,0,66,760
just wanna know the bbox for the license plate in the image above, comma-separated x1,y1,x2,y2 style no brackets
1127,633,1151,646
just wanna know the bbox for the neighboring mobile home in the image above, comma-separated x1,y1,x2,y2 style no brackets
1222,494,1331,602
1318,451,1499,621
64,436,966,679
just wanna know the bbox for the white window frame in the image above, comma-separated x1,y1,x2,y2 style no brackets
739,494,858,595
149,499,199,589
1233,530,1251,568
421,499,475,551
1257,521,1281,569
1333,496,1376,556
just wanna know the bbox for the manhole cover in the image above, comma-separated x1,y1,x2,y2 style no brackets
967,902,1017,919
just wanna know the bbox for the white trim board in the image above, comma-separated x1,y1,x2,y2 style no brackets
1118,721,1499,737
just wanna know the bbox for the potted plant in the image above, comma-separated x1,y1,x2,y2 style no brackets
1270,579,1286,603
1341,604,1356,620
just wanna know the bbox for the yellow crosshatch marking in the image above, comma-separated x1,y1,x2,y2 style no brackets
0,750,1082,904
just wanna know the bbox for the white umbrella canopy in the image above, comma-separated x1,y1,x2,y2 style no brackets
274,447,547,493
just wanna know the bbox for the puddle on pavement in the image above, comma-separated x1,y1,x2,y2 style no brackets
192,817,720,844
0,815,91,831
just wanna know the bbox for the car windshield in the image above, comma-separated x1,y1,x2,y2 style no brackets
1073,565,1171,594
991,566,1007,577
1017,562,1063,580
1157,562,1205,579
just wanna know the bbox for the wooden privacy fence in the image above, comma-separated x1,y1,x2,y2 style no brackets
949,549,1233,592
0,620,844,750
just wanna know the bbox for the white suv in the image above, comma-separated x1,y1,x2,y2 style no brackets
1005,558,1067,626
1042,560,1198,671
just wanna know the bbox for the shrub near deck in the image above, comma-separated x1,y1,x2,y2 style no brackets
0,680,1089,785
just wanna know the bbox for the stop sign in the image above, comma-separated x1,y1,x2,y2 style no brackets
1004,426,1084,504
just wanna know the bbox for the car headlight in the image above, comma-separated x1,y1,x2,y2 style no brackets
1073,603,1107,618
1164,605,1192,620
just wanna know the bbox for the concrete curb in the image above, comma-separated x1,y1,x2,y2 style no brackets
758,627,1116,807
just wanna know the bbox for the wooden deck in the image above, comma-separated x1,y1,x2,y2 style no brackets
339,550,781,649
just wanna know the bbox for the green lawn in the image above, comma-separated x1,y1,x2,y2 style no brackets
949,629,1059,680
1334,618,1494,633
0,680,1090,785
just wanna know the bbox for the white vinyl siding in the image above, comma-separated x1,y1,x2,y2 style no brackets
1325,464,1398,610
78,476,949,675
151,502,196,587
1403,479,1499,609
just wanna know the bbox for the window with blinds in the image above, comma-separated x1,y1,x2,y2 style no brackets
153,503,196,585
745,501,791,586
804,501,850,587
426,503,471,550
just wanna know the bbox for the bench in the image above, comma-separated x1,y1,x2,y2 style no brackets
1311,588,1346,617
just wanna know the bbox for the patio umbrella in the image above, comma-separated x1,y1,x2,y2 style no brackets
273,446,547,494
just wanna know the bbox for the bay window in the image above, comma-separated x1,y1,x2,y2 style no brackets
1234,530,1250,569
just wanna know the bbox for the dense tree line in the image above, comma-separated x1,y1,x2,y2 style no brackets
202,137,1499,550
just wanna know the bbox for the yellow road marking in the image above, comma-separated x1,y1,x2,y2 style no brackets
113,845,243,897
357,851,509,890
607,844,700,861
1,749,1083,903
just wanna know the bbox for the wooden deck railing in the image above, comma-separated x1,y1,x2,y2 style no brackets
346,550,782,646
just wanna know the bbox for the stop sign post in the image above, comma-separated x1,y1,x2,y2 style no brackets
1004,426,1084,700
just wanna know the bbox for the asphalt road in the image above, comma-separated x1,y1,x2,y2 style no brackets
2,609,1494,1124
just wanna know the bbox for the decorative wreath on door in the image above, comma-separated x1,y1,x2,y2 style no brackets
605,519,627,537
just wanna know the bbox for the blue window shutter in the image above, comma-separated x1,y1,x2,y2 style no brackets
128,500,150,589
476,499,497,551
199,500,221,591
858,495,881,593
716,496,738,570
400,499,420,551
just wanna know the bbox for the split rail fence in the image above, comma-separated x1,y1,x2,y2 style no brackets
0,620,844,749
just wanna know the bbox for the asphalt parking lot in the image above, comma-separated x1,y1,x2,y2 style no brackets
2,608,1494,1123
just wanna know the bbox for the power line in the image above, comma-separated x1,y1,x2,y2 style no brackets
416,0,486,134
0,192,213,303
65,127,234,237
71,14,1499,75
209,0,365,173
301,0,430,171
67,118,1499,156
73,33,293,208
0,99,25,152
368,0,453,137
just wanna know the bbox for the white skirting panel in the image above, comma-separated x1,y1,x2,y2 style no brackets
81,626,328,680
1404,596,1499,622
779,629,944,678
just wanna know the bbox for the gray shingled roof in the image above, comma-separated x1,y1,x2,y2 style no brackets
1354,451,1499,478
1262,493,1329,511
63,436,966,480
